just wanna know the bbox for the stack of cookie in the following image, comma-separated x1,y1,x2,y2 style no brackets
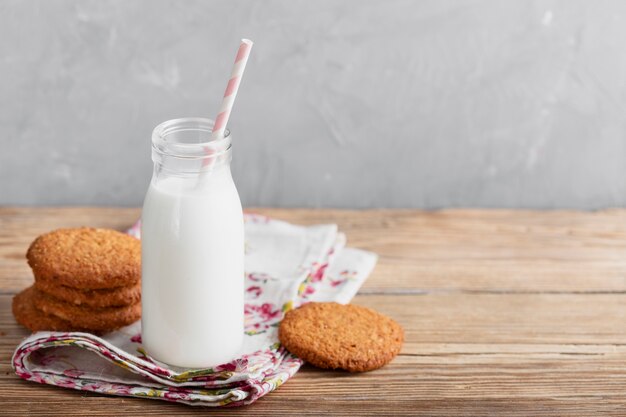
13,228,141,334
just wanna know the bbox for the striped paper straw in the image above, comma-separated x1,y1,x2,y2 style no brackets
211,38,254,140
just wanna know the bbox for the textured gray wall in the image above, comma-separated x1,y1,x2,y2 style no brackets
1,0,625,208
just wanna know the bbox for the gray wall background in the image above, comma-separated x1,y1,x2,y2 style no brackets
1,0,625,208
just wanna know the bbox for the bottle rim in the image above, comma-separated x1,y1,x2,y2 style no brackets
151,117,231,159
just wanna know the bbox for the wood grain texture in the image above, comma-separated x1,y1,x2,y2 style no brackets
2,207,626,415
3,207,626,294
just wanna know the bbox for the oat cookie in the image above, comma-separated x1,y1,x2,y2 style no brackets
279,302,404,372
12,286,80,332
27,227,141,290
34,277,141,308
32,289,141,332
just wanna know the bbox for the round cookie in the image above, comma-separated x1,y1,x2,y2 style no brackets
12,286,81,332
34,277,141,308
32,289,141,332
279,302,404,372
27,227,141,290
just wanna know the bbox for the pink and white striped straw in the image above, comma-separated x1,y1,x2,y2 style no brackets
211,38,254,140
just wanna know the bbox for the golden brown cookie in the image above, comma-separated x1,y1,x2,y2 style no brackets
34,277,141,308
12,286,82,332
27,227,141,290
279,302,404,372
32,288,141,332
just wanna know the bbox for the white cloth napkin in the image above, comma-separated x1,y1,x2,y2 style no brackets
12,214,377,406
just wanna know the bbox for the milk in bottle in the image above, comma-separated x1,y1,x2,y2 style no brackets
141,117,244,368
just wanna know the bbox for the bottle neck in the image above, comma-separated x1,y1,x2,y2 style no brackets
151,117,233,178
152,146,233,179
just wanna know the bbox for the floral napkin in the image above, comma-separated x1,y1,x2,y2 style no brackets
12,214,377,407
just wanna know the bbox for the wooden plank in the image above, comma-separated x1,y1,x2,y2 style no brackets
3,293,626,415
253,208,626,293
2,207,626,293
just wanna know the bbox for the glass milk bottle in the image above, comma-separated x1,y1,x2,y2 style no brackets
141,117,244,368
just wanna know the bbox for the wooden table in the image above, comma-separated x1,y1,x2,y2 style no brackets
1,208,626,416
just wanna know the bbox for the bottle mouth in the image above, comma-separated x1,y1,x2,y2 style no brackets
152,117,231,159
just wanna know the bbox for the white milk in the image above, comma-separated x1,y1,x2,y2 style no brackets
141,118,244,368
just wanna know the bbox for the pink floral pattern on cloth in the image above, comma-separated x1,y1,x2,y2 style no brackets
12,214,377,407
